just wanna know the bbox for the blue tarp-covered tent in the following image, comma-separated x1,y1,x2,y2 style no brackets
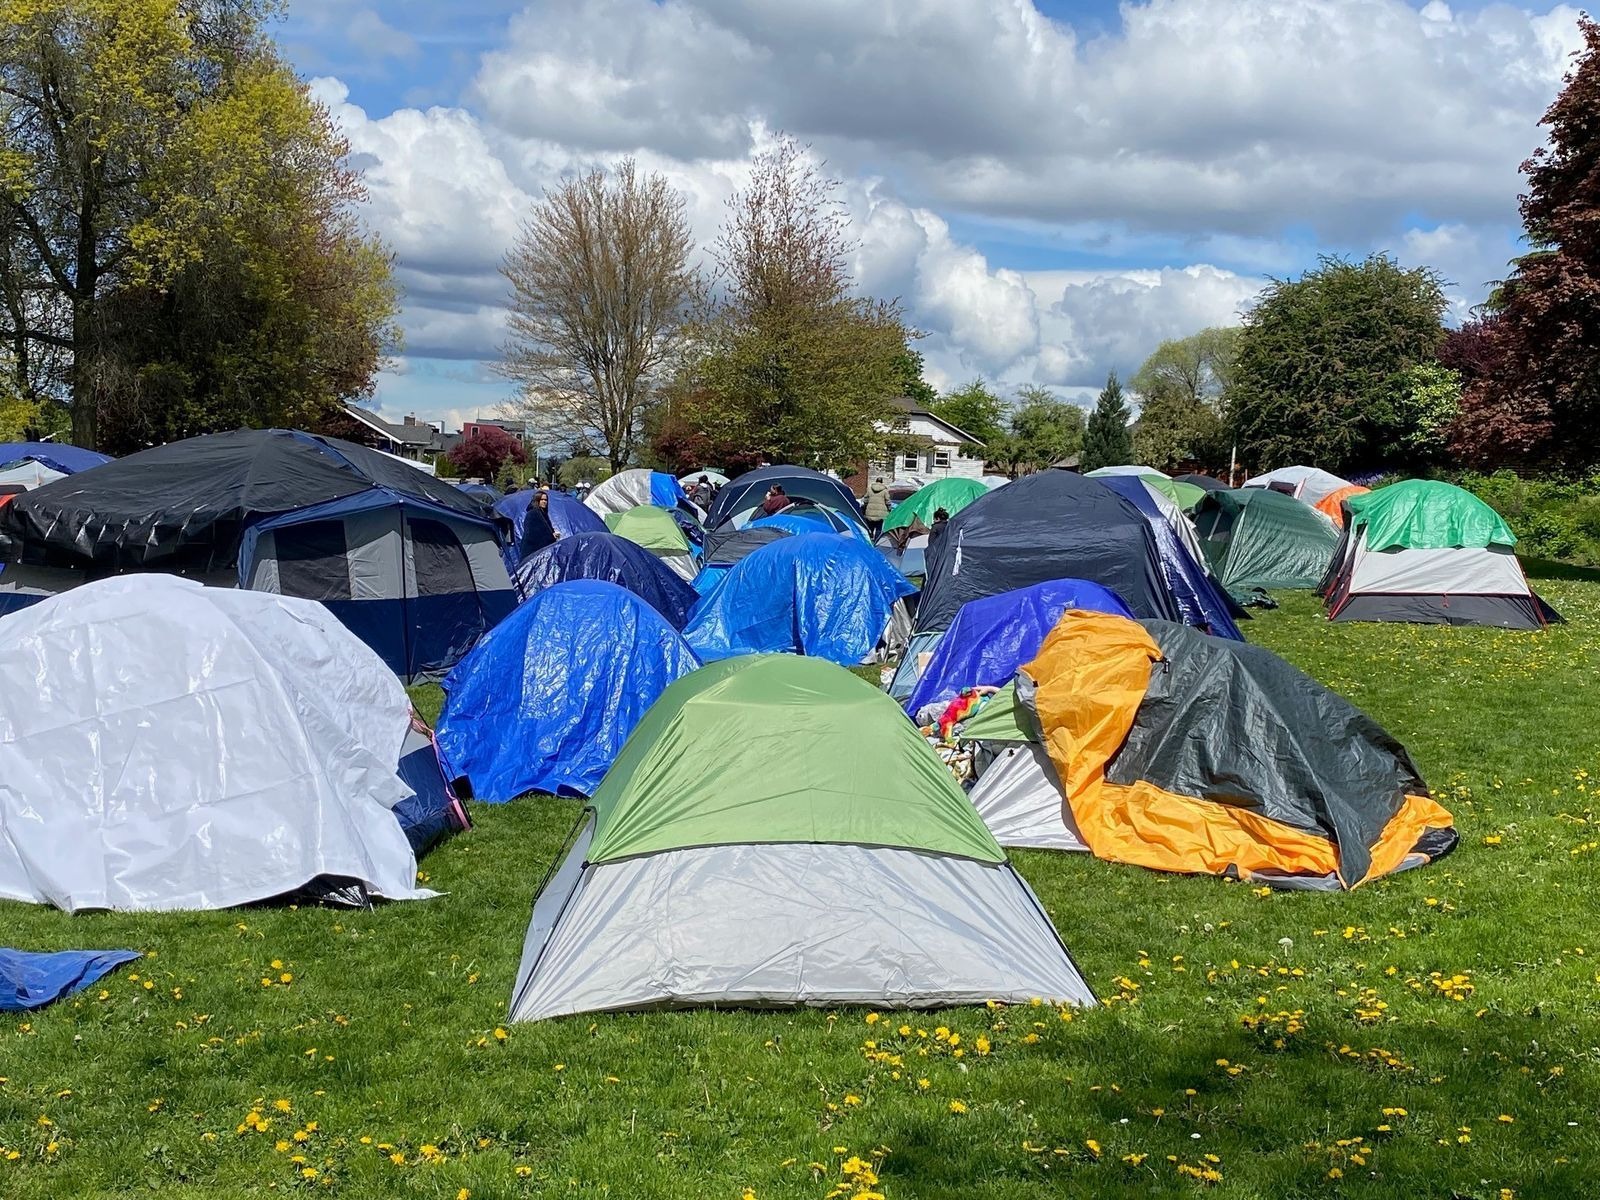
750,505,869,540
695,526,794,595
1097,475,1244,641
0,442,111,474
497,490,608,567
684,532,915,664
514,532,699,628
437,581,700,800
1,948,141,1011
904,579,1134,719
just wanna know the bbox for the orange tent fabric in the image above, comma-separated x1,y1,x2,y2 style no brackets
1314,484,1370,528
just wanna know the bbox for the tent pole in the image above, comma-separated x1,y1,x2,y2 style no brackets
1229,442,1237,488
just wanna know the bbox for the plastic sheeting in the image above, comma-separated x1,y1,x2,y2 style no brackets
1244,465,1351,505
914,469,1181,634
514,532,699,628
509,823,1094,1021
0,441,110,474
1,948,142,1011
1347,480,1516,551
683,533,915,664
437,581,700,801
968,744,1089,853
0,576,434,911
583,470,690,518
750,506,868,540
905,578,1134,718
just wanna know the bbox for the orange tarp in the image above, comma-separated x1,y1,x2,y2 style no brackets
1314,484,1370,528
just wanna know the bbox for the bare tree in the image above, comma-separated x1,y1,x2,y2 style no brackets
499,161,695,471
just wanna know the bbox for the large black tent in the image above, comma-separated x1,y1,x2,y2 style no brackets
913,469,1183,633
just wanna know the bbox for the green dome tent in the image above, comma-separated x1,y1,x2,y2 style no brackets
1193,488,1339,597
604,505,697,581
882,476,990,532
509,655,1094,1021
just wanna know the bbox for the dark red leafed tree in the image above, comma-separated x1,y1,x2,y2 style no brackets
447,425,526,478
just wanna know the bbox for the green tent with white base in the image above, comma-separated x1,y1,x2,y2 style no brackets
510,655,1094,1021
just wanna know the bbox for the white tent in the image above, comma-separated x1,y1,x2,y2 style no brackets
1086,464,1169,478
678,469,729,487
0,576,435,912
0,460,66,491
584,469,657,516
1244,465,1351,506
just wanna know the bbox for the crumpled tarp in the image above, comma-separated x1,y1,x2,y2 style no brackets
514,532,699,628
750,506,868,540
1,948,142,1011
437,581,700,800
0,575,434,912
904,578,1134,718
683,532,914,664
1348,480,1516,551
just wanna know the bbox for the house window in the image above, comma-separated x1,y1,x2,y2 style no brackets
901,453,921,472
932,447,952,470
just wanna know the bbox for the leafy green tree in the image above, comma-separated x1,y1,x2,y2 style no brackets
1230,254,1447,473
677,137,910,471
0,0,397,449
892,346,938,411
1080,371,1133,472
1129,327,1236,470
1392,362,1460,468
988,384,1083,476
558,455,610,488
932,378,1006,444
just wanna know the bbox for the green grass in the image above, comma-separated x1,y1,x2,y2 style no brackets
5,583,1600,1198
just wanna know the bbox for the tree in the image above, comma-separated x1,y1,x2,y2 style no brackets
1081,372,1133,472
0,0,396,449
677,137,912,471
1131,327,1239,409
892,346,938,411
557,454,610,489
932,378,1006,444
1391,362,1460,468
1230,254,1447,473
500,160,694,473
447,425,526,479
1454,18,1600,467
1129,327,1236,470
987,384,1084,476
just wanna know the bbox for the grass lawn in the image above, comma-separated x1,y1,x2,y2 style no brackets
3,576,1599,1198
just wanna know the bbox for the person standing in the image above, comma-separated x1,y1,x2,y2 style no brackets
862,475,890,539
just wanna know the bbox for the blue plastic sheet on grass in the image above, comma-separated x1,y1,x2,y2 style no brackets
1,948,141,1011
437,581,700,800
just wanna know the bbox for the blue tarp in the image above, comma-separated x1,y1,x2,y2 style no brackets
514,532,699,628
650,471,690,510
0,442,111,474
1,948,141,1011
437,581,700,800
1097,476,1244,641
904,578,1135,718
751,506,869,540
684,532,916,664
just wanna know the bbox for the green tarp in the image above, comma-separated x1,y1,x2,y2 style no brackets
586,655,1005,864
955,683,1035,743
1346,480,1516,551
605,505,692,554
1195,488,1339,593
883,477,990,532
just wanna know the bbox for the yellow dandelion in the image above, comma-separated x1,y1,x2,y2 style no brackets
948,1099,968,1114
516,1164,533,1178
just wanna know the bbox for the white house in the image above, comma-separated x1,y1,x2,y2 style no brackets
873,396,986,481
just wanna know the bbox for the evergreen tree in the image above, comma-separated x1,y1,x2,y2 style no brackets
1081,372,1133,472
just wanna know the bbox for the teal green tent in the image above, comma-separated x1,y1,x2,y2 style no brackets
603,505,696,580
883,477,990,532
1193,488,1339,594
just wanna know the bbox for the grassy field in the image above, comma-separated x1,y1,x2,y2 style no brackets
3,574,1599,1199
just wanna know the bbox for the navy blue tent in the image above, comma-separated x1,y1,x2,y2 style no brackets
684,532,915,664
915,469,1197,635
393,717,471,853
904,579,1134,719
437,581,700,800
514,531,699,628
1,948,141,1011
706,465,863,530
695,525,793,595
1097,476,1244,641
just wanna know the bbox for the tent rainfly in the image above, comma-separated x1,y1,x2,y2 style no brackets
508,655,1095,1021
1192,487,1341,596
1244,465,1352,505
582,469,695,518
705,465,864,531
604,505,699,581
514,532,700,629
882,477,990,533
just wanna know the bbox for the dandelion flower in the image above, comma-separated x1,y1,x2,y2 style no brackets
948,1099,968,1114
273,1099,291,1113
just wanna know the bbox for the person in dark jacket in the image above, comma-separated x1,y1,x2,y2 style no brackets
760,484,791,516
928,507,950,544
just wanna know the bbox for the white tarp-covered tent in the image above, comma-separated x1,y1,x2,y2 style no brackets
1244,465,1351,506
0,576,435,912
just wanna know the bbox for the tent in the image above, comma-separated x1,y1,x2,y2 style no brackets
1244,465,1352,506
1144,476,1208,513
1192,487,1341,596
883,477,990,533
457,482,504,503
678,469,729,488
915,468,1232,636
1022,611,1458,889
514,532,699,628
751,504,868,540
695,525,793,595
955,684,1090,854
507,655,1095,1021
584,469,694,518
684,532,915,664
706,465,863,530
0,576,457,912
1174,473,1229,494
1323,480,1559,628
904,579,1134,721
437,581,700,801
0,441,110,478
1097,476,1244,638
0,429,515,682
875,529,929,580
1085,464,1168,478
604,505,698,581
1314,484,1371,528
498,489,608,565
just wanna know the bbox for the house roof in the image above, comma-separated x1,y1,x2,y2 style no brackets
344,405,436,447
888,396,986,448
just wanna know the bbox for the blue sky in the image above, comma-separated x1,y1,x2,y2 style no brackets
278,0,1578,435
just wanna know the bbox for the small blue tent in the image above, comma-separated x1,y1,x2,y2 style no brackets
437,581,700,800
750,505,869,540
1097,476,1244,641
684,532,915,664
514,531,699,628
904,579,1134,719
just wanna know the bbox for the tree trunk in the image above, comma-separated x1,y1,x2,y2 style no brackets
68,296,96,450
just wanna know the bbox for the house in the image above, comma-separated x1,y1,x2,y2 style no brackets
878,395,986,480
334,405,455,461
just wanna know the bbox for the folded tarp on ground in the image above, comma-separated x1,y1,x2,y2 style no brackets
1,948,142,1011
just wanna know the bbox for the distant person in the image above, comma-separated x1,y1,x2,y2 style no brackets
504,481,521,495
929,506,950,544
534,488,557,536
691,474,714,509
760,484,791,516
862,475,890,539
